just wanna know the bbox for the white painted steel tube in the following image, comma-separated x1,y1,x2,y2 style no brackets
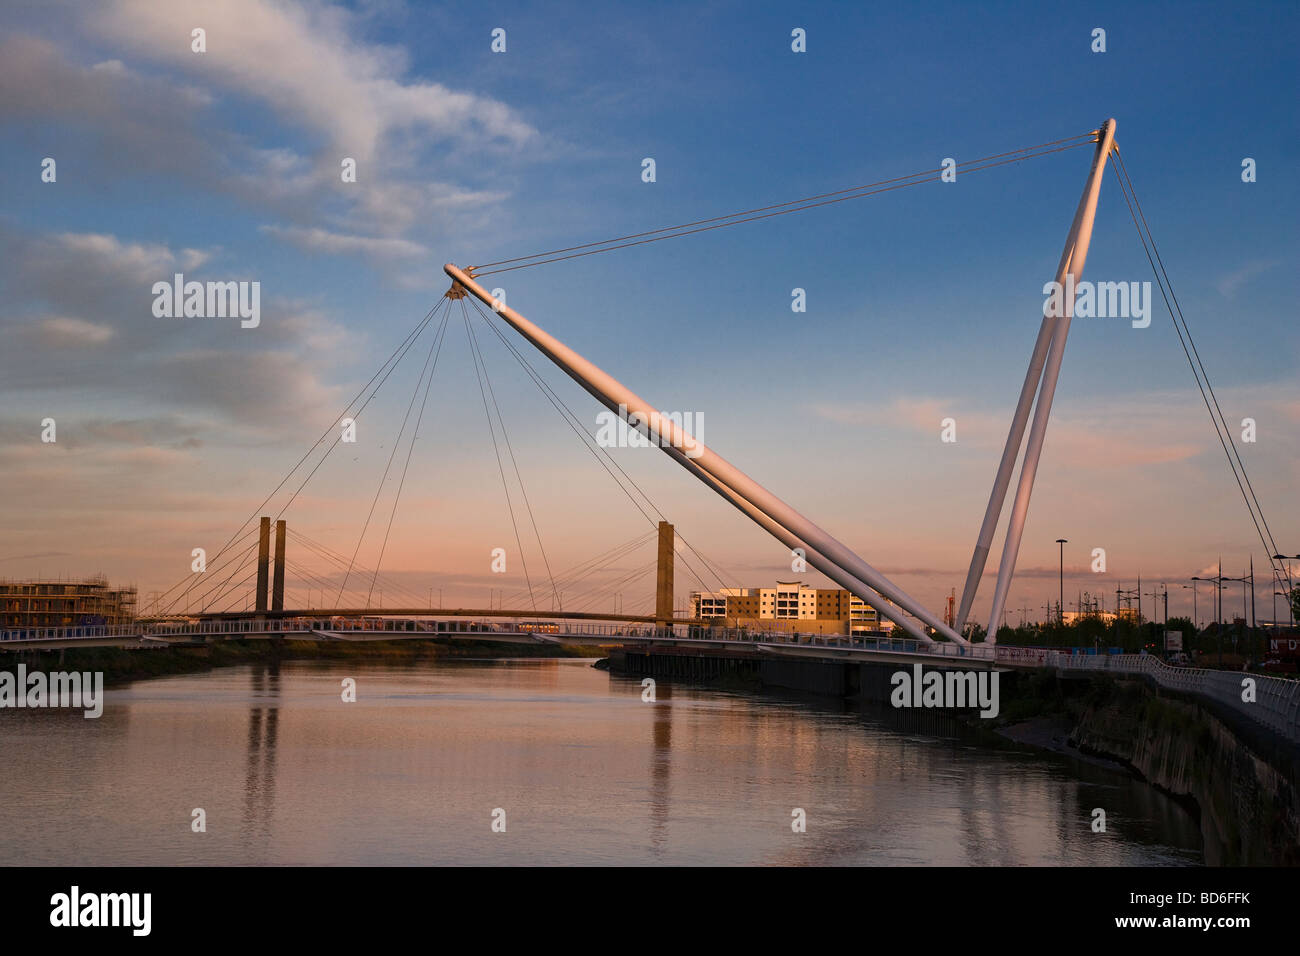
445,263,966,644
984,119,1117,639
956,125,1112,633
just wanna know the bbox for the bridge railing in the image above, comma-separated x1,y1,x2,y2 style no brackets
1048,651,1300,742
3,616,994,662
0,625,146,643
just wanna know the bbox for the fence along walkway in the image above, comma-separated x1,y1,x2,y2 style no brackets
1049,651,1300,743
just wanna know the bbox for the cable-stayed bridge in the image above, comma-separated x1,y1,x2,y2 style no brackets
20,118,1290,697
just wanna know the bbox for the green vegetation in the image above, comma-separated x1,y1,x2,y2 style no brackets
995,668,1070,722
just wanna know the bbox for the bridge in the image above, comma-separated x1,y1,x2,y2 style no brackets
134,124,1138,646
0,613,992,665
10,117,1295,740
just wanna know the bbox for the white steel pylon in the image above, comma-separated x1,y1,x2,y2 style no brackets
444,265,965,646
968,119,1119,641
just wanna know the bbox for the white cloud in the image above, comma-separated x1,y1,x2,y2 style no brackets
55,231,184,282
92,0,536,163
34,317,116,347
260,224,428,259
808,383,1300,471
1217,259,1281,298
0,12,531,275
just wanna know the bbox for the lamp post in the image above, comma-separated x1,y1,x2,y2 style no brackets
1192,567,1224,664
1272,554,1299,627
1056,539,1068,626
1220,567,1255,661
1184,582,1197,632
1220,574,1242,654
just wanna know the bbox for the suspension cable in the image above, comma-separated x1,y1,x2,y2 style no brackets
470,132,1098,275
157,299,445,615
461,300,538,611
1109,150,1283,580
465,295,729,594
366,302,454,606
461,299,562,610
337,301,452,606
289,530,427,606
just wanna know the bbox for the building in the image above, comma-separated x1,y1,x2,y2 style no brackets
0,576,137,630
689,580,889,636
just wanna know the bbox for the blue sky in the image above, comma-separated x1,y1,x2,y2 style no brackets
0,0,1296,624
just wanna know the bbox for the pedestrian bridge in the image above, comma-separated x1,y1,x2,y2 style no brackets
0,614,995,667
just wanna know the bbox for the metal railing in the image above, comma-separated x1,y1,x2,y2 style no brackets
0,625,146,643
1,616,993,659
1048,651,1300,742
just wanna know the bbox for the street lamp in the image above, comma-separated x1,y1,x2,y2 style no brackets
1192,568,1225,664
1056,539,1068,626
1220,566,1257,661
1272,554,1299,627
1183,583,1197,632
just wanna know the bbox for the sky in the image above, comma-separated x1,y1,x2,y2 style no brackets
0,0,1296,627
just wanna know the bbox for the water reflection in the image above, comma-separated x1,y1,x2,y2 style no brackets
0,658,1201,866
241,662,280,849
648,681,672,856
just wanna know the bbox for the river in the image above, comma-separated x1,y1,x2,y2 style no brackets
0,657,1202,865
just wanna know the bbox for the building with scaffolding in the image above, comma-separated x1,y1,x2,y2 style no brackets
0,576,137,629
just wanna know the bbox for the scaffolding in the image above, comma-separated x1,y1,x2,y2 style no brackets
0,575,137,629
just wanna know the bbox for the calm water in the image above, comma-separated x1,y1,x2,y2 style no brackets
0,658,1201,865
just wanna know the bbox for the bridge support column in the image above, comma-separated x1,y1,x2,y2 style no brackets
656,521,674,624
272,519,286,612
255,516,270,613
984,119,1118,641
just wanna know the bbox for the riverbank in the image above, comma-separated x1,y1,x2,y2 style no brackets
603,649,1298,865
1067,678,1300,865
0,637,603,687
933,671,1300,864
995,714,1133,771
